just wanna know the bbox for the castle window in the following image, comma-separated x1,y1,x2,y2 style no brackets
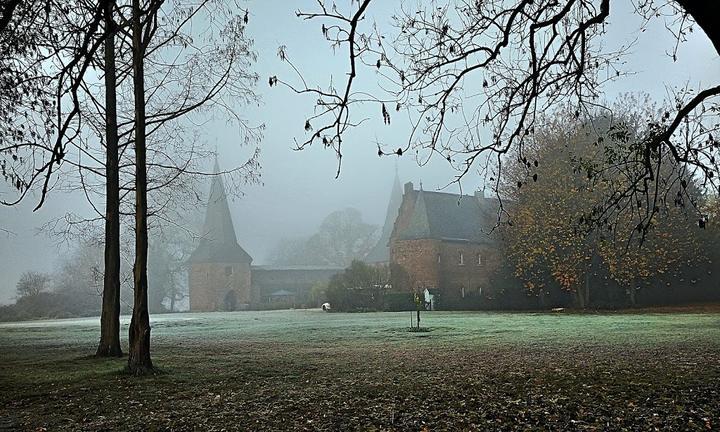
225,266,233,276
477,254,484,266
459,252,464,266
437,253,441,264
461,286,465,298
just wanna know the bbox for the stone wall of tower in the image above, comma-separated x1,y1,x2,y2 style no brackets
189,262,252,312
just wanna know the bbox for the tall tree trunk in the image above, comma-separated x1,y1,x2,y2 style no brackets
580,250,596,310
575,288,586,309
628,280,637,308
581,274,590,309
127,0,153,375
96,0,123,359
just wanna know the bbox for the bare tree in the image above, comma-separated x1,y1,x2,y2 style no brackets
1,1,60,205
270,208,378,268
97,0,123,358
1,0,115,210
148,224,196,313
127,0,153,375
112,0,260,375
279,0,719,235
16,271,51,298
36,0,260,361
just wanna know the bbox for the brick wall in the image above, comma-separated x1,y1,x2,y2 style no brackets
390,238,501,300
390,238,441,291
189,262,252,311
437,242,500,301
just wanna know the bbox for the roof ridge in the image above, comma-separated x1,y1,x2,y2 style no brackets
396,185,498,244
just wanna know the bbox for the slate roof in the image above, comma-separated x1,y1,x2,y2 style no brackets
364,171,403,263
189,161,252,264
398,189,499,244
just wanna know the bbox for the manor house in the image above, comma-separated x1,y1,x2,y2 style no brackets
387,182,501,305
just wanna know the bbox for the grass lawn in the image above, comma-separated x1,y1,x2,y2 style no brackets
1,308,719,431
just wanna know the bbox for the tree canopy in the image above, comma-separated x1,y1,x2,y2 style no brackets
270,208,378,268
278,0,719,233
505,102,707,307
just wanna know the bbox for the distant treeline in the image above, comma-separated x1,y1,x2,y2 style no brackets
0,239,188,322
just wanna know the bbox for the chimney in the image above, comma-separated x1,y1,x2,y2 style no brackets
404,182,414,195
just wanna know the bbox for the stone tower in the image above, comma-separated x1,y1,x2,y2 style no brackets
188,161,252,311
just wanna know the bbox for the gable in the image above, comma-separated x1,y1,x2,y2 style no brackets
398,190,498,244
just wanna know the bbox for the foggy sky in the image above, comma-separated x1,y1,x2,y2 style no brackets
1,1,718,304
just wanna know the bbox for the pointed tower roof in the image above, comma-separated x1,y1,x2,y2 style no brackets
398,188,431,239
365,170,404,263
189,160,252,263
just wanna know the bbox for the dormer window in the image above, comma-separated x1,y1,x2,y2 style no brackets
459,252,464,266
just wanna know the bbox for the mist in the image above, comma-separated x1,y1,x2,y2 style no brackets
2,0,718,305
2,1,720,430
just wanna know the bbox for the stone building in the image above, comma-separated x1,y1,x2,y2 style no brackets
389,182,501,306
188,163,253,311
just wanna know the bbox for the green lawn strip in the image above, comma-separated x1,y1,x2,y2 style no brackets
1,310,719,431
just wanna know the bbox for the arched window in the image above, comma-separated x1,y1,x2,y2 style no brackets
459,252,464,265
